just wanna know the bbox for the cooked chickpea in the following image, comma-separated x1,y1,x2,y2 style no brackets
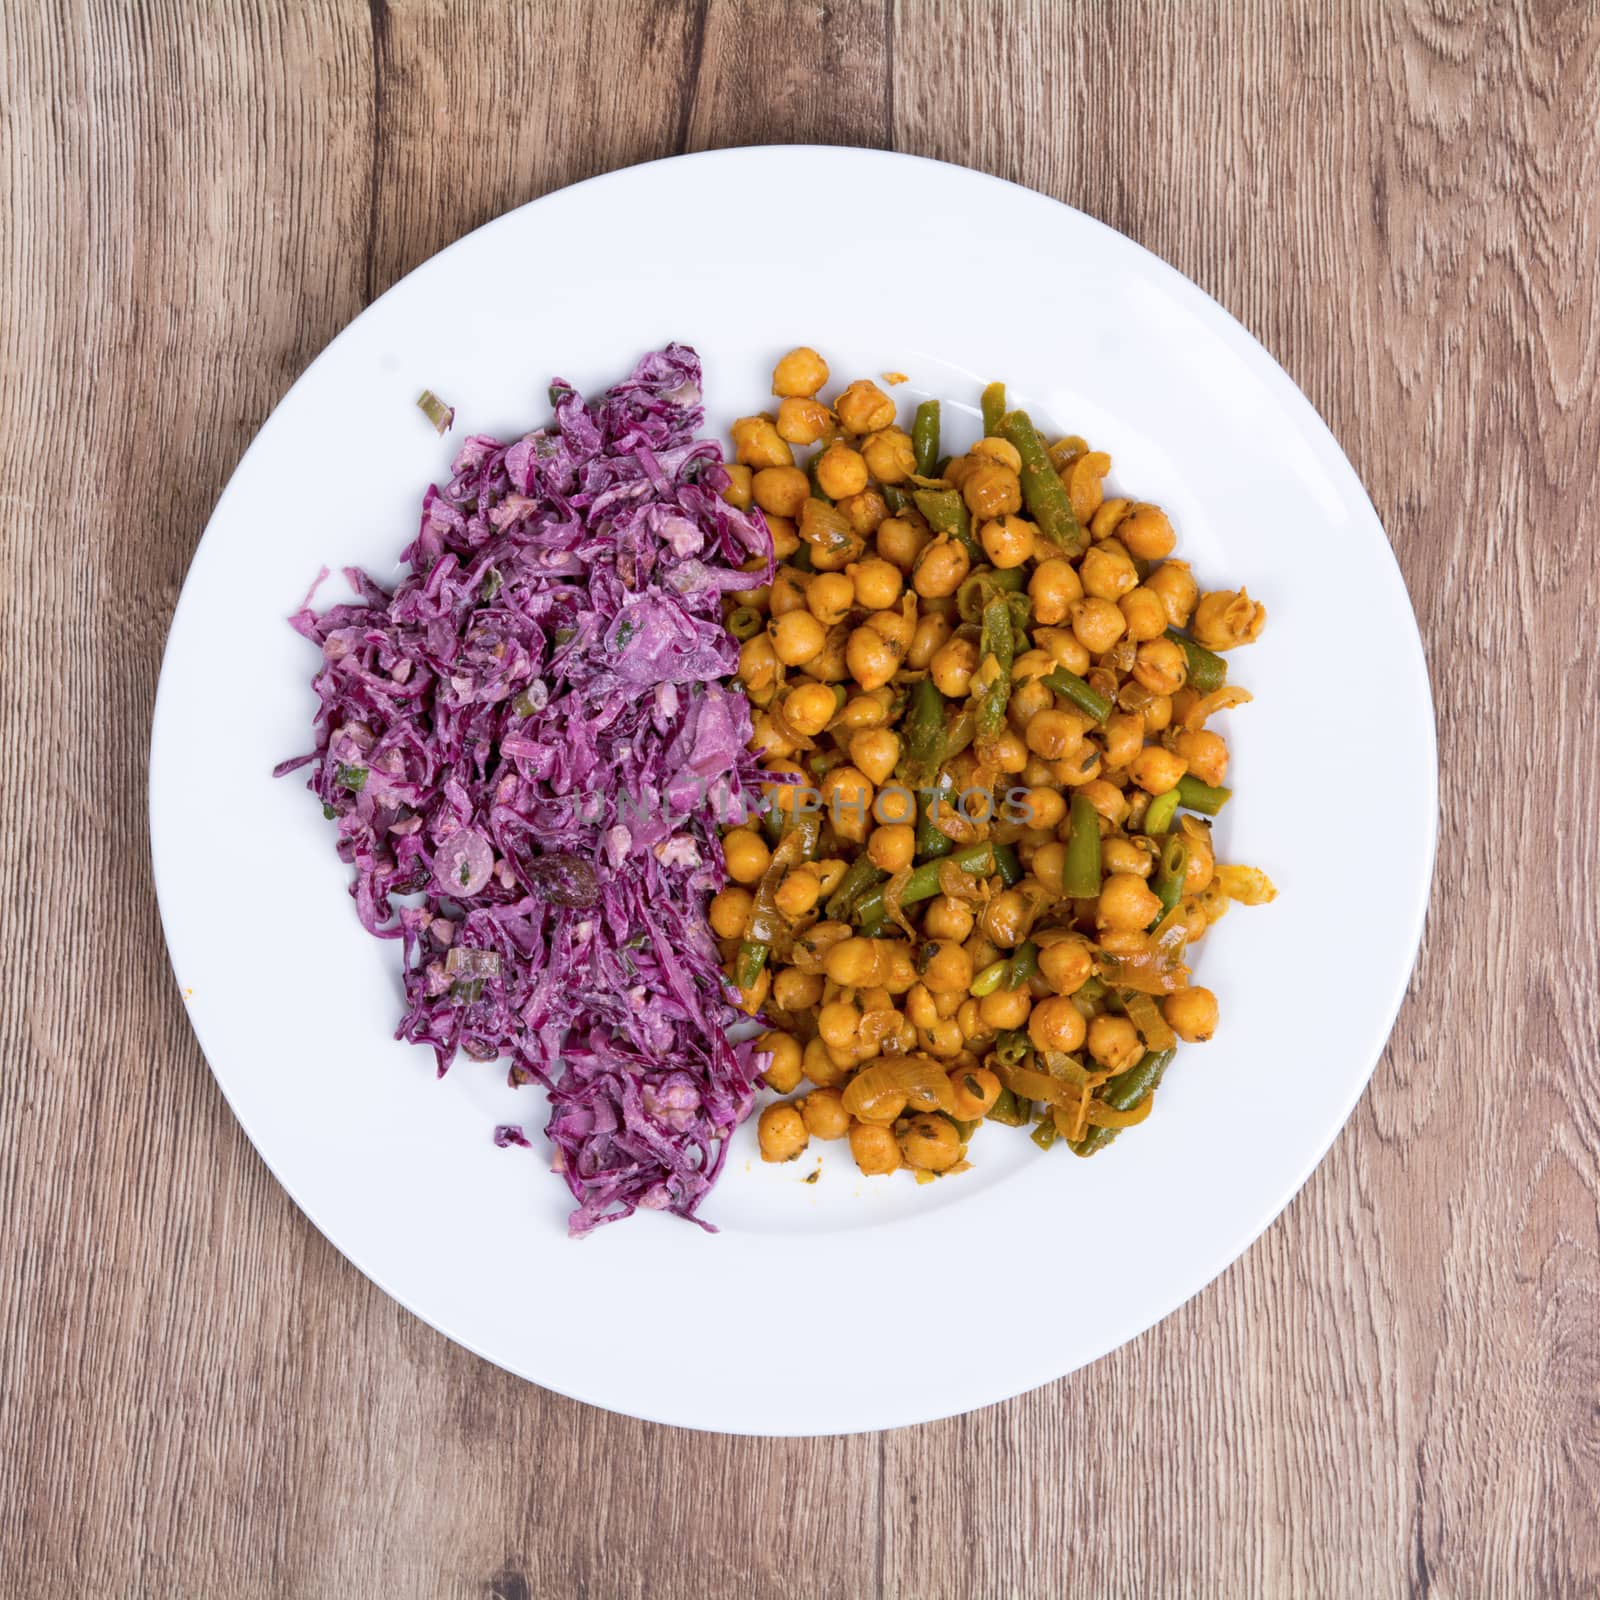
801,572,852,628
818,998,862,1050
979,986,1032,1031
767,516,800,559
815,442,870,500
875,515,931,572
820,765,875,841
708,886,753,939
769,566,808,618
900,1114,963,1172
1182,829,1216,895
1031,840,1067,895
1080,544,1138,602
782,682,838,739
774,869,823,919
720,463,756,511
1120,586,1169,642
1133,636,1188,695
758,1102,809,1162
1102,711,1144,769
737,633,779,691
1029,558,1083,625
1102,836,1155,878
923,895,975,942
1033,627,1091,676
919,633,974,698
947,1066,1002,1118
1037,935,1093,994
773,966,823,1012
772,346,829,398
1069,596,1126,654
848,726,899,786
1146,561,1199,628
1172,728,1229,787
752,465,810,519
1097,871,1163,931
1088,1014,1143,1072
1143,694,1173,734
1022,787,1066,831
962,460,1023,520
1062,450,1111,523
1028,994,1087,1054
1163,985,1219,1042
1115,502,1176,561
1007,679,1054,731
907,612,953,671
860,427,917,484
849,1120,902,1175
1090,495,1130,540
849,556,903,610
979,515,1037,569
845,625,901,692
1025,708,1085,761
799,1086,851,1140
970,435,1023,472
803,1035,846,1087
730,415,793,469
867,823,916,874
992,728,1029,774
1130,745,1188,795
920,940,973,994
1053,748,1103,788
1079,779,1129,828
835,379,896,434
912,536,971,600
980,889,1031,949
799,625,849,683
839,688,893,729
1192,588,1267,650
772,609,827,666
723,828,770,884
759,1030,804,1093
775,395,835,447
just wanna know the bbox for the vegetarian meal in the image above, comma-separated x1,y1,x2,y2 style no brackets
713,349,1275,1181
278,347,774,1234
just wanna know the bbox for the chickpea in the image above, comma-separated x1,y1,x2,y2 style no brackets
919,633,975,698
723,828,770,884
1116,502,1177,561
1163,985,1219,1042
1053,749,1103,788
1130,745,1187,795
769,566,808,618
799,625,850,684
774,395,834,447
735,965,770,1016
992,728,1029,774
820,765,875,842
1088,1014,1143,1072
961,460,1023,520
753,465,810,519
1007,679,1054,732
849,1119,902,1175
875,515,931,572
1033,627,1091,676
772,609,827,667
767,516,800,559
799,498,865,571
818,998,862,1051
904,983,940,1032
1062,450,1111,523
849,556,903,611
803,1035,846,1087
759,1030,804,1093
1031,840,1067,895
1146,561,1199,628
845,624,901,692
906,612,953,671
859,427,916,484
874,784,916,826
803,572,853,628
847,726,899,786
1011,648,1055,685
947,1066,1002,1118
772,346,829,398
1069,596,1126,654
708,886,753,939
721,463,758,511
773,866,823,918
1090,495,1130,540
1079,778,1129,827
868,823,917,874
778,682,832,739
1029,558,1083,625
980,889,1031,949
921,940,973,994
815,443,870,500
1172,728,1229,787
1143,694,1173,734
730,416,793,469
956,999,994,1045
799,1086,851,1140
1080,544,1138,602
1192,588,1267,650
1179,896,1209,944
970,435,1023,472
1022,787,1066,831
900,1114,963,1172
923,895,975,943
1102,711,1145,769
758,1102,809,1162
1182,828,1216,895
773,966,823,1012
1102,836,1155,877
840,687,893,729
1132,636,1188,695
1028,994,1087,1054
1099,929,1152,958
1037,935,1093,994
912,535,971,600
834,378,895,433
1097,871,1163,931
1119,586,1169,642
918,1019,964,1059
1026,708,1086,762
737,633,779,692
979,515,1037,569
979,986,1032,1031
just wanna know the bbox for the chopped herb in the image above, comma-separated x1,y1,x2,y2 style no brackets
553,626,576,646
480,568,503,602
613,619,637,650
334,763,368,793
321,803,338,820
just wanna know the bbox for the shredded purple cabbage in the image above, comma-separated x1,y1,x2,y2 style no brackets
278,345,774,1235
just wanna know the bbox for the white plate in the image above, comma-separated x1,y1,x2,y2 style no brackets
150,146,1436,1435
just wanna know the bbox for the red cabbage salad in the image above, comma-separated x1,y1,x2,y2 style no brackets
277,346,779,1235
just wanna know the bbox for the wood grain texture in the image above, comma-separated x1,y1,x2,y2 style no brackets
2,1,1595,1596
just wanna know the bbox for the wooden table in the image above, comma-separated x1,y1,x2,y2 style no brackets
5,3,1597,1594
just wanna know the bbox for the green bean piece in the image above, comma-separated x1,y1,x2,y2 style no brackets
740,813,819,981
911,487,982,562
993,1029,1031,1066
1069,973,1110,1022
898,678,948,791
1165,628,1227,694
880,483,911,514
1003,940,1039,991
1176,773,1233,815
997,410,1088,557
970,958,1009,998
1031,1116,1060,1151
943,704,977,764
1064,793,1103,899
980,381,1007,437
1069,1047,1176,1157
915,788,957,862
1149,834,1190,923
726,605,764,641
733,939,769,991
1042,666,1113,725
1143,787,1181,835
805,454,832,505
986,1085,1028,1126
850,840,1017,925
976,595,1015,742
993,842,1023,887
956,566,1026,625
824,856,885,923
912,400,941,478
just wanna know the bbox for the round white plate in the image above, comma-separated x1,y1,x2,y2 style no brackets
150,146,1436,1435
